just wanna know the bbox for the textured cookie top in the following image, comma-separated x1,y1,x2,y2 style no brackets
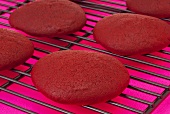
31,50,130,105
126,0,170,18
9,0,86,37
0,28,34,70
93,13,170,56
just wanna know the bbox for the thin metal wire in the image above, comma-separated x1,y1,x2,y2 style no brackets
160,50,170,55
76,0,132,13
144,90,170,114
130,75,169,89
0,87,73,114
0,15,8,19
0,99,37,114
120,93,153,106
81,5,116,14
0,75,37,90
83,106,111,114
99,0,126,6
29,38,70,50
127,85,161,97
107,101,143,114
2,0,26,5
126,65,170,80
0,3,17,8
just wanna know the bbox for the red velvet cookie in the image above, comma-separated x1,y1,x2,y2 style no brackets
93,13,170,56
9,0,86,37
31,50,130,105
0,28,34,70
126,0,170,18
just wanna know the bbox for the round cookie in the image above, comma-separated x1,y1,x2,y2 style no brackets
0,28,34,70
9,0,86,37
93,13,170,56
31,50,130,105
126,0,170,18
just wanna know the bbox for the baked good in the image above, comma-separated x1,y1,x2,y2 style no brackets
126,0,170,18
0,28,34,70
31,50,130,105
93,13,170,56
9,0,86,37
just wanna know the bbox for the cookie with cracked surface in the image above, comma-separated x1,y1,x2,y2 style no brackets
93,13,170,56
9,0,86,37
126,0,170,18
0,28,34,70
31,50,130,105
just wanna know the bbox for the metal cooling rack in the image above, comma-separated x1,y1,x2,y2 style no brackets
0,0,170,114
